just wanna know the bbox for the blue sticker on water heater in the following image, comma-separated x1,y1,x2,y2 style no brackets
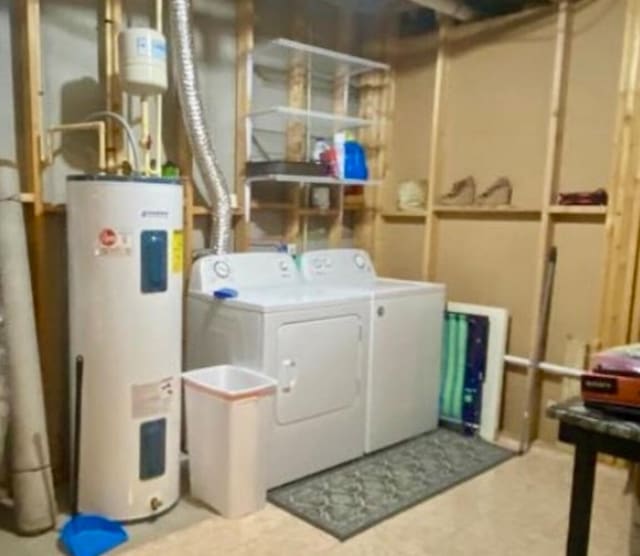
139,418,166,480
141,230,167,293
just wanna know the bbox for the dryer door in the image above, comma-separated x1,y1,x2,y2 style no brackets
276,315,361,425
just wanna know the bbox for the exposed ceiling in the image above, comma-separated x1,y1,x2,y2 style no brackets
321,0,551,21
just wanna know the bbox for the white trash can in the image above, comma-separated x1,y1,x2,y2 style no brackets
183,365,276,518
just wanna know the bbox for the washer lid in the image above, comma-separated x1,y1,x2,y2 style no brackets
373,278,446,299
191,285,369,312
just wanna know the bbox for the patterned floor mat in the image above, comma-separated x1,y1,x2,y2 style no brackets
268,428,513,540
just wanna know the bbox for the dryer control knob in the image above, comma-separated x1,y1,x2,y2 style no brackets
354,254,366,269
279,259,290,272
312,257,323,270
213,261,230,279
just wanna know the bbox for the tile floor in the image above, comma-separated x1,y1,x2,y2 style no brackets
0,443,631,555
122,444,631,556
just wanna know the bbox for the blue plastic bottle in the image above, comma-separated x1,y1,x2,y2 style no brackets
343,141,368,180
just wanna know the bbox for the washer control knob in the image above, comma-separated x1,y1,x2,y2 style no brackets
279,259,290,272
213,261,230,279
324,257,332,268
313,257,323,270
354,254,366,269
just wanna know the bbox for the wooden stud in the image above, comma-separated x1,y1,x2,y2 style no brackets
422,20,450,280
358,70,389,254
19,0,44,216
364,11,393,259
234,0,253,251
598,0,640,346
103,0,123,171
354,9,390,254
598,0,637,345
284,5,307,248
328,8,353,249
521,0,572,449
177,114,194,276
373,68,396,255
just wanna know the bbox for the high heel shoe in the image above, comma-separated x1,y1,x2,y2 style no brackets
439,176,476,205
476,177,513,206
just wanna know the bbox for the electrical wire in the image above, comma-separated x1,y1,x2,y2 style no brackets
85,111,142,173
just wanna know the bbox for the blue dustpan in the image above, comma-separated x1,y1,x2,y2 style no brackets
60,514,128,556
60,356,129,556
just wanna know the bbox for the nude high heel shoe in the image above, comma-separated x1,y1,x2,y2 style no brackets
476,177,513,206
439,176,476,205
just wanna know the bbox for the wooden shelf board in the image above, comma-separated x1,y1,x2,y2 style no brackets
248,106,374,129
381,210,426,219
252,38,390,80
548,205,607,215
251,201,295,211
193,206,243,216
247,174,380,187
433,205,541,215
343,205,374,212
299,208,340,216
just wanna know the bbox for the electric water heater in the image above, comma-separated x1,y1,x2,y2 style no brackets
67,175,183,520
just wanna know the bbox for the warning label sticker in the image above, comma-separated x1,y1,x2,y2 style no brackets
95,228,132,257
132,377,175,419
171,230,183,274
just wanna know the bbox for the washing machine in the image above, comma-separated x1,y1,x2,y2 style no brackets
300,248,445,452
185,252,371,487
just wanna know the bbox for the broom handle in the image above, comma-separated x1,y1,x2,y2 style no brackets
519,246,557,453
72,355,84,517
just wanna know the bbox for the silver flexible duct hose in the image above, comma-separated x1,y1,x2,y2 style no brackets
169,0,232,254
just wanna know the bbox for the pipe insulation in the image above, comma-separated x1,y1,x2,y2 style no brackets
505,354,585,379
0,315,9,471
169,0,232,253
0,168,56,534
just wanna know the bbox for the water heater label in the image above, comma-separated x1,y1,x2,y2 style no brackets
132,377,175,419
140,209,169,219
171,230,183,274
95,228,132,256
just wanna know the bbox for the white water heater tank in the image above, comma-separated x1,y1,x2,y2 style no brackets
119,28,168,95
67,175,183,521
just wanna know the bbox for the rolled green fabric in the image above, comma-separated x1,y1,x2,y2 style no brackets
451,314,469,422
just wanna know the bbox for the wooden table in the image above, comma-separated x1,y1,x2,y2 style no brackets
548,398,640,556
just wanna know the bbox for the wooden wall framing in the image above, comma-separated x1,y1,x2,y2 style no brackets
235,1,391,253
14,0,640,475
379,0,634,443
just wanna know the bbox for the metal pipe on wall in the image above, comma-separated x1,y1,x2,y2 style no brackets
0,167,56,534
169,0,232,254
505,354,585,379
